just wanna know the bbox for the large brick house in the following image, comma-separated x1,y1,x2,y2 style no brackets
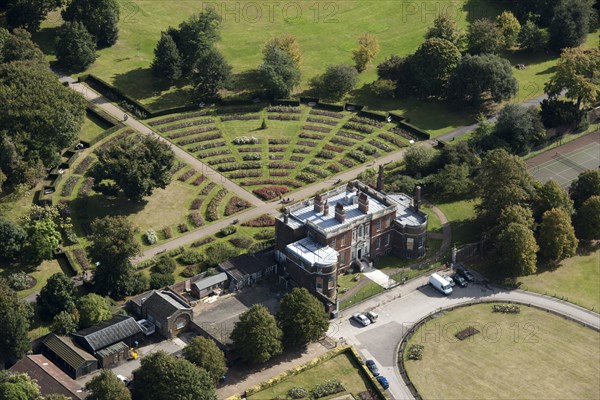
275,180,427,305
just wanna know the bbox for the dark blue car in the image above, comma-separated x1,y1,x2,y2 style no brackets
376,375,389,389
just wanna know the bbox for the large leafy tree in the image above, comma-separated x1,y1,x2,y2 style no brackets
493,104,545,154
475,149,536,230
131,351,216,400
425,14,462,46
182,337,227,383
55,21,97,71
62,0,120,47
495,222,539,276
260,46,301,98
85,369,131,400
411,37,461,96
52,310,79,335
277,288,329,347
448,54,518,105
403,146,436,177
92,135,175,202
467,18,501,54
545,47,600,110
575,195,600,240
77,293,112,328
518,20,548,52
0,217,26,261
0,280,31,366
0,371,41,400
496,11,521,49
5,0,64,32
376,54,415,96
262,34,302,69
20,206,63,267
538,208,578,261
231,304,283,364
569,169,600,209
534,179,574,219
37,272,76,320
88,216,141,298
549,0,592,50
352,32,380,73
495,204,535,233
312,64,358,101
0,28,46,64
512,0,561,26
173,9,222,74
151,32,182,82
190,47,232,100
428,163,473,201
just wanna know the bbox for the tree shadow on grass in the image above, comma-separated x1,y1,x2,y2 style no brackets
69,193,147,228
31,26,60,56
229,69,263,94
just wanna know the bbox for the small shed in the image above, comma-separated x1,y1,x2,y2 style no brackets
72,315,144,355
191,272,228,298
218,250,278,291
40,334,97,379
95,341,129,368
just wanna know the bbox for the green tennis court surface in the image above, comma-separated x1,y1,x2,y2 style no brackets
529,142,599,187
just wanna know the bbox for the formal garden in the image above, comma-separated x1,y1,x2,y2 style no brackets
403,303,600,400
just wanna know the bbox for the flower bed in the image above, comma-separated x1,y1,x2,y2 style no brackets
198,149,231,158
327,163,342,173
299,132,325,140
317,150,335,159
303,165,328,178
189,212,204,227
338,130,364,141
189,141,226,152
199,182,216,195
228,170,262,179
303,125,331,133
171,162,185,174
306,117,338,126
148,111,209,126
267,105,302,114
292,147,311,154
269,162,296,169
238,147,262,153
191,236,215,247
253,186,289,200
297,172,318,183
269,146,286,152
455,326,480,341
269,154,284,160
224,196,252,215
378,132,406,147
74,156,95,175
406,344,424,360
297,140,317,147
156,118,214,132
220,114,261,121
207,157,236,165
190,198,203,210
206,188,228,221
177,132,222,146
217,106,262,114
191,175,206,186
242,214,275,227
309,109,343,119
358,144,377,156
60,176,80,197
313,380,345,399
178,169,197,182
350,115,385,127
268,114,300,121
289,156,304,163
369,140,391,152
330,137,355,147
242,179,302,188
389,126,418,141
324,144,344,152
348,150,369,162
339,158,355,168
242,153,261,161
270,170,290,176
492,304,521,313
233,136,260,145
217,162,261,172
79,177,94,196
169,126,218,139
97,129,134,150
310,159,325,166
268,138,291,144
343,122,375,134
229,237,253,248
73,248,91,270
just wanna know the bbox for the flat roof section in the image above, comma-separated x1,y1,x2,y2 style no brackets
387,194,427,226
286,237,338,267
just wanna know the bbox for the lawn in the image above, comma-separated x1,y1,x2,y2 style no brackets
339,278,384,310
79,112,113,143
436,199,479,246
515,249,600,311
0,259,66,299
422,204,442,233
337,273,362,295
247,352,375,399
404,303,600,400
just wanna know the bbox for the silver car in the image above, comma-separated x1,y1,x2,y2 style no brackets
352,313,371,326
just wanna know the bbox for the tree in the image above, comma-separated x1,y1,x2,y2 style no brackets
545,47,600,110
467,18,501,54
0,280,31,366
62,0,120,47
85,369,131,400
569,169,600,209
411,37,461,96
182,337,227,382
376,54,415,96
55,21,97,71
277,288,329,347
311,64,358,100
5,0,64,32
37,272,76,319
0,28,46,64
231,304,283,363
575,195,600,240
174,9,223,74
262,34,302,68
0,371,41,400
92,135,175,202
151,32,182,82
534,179,574,219
448,54,518,105
88,216,141,298
149,273,175,289
21,209,62,267
131,351,216,400
538,208,578,261
495,204,535,233
202,242,239,267
260,46,301,98
77,293,112,328
52,310,79,335
404,146,435,177
438,141,479,168
495,222,539,276
496,11,521,49
425,14,462,46
0,218,26,261
549,0,592,50
352,32,380,72
429,163,473,200
475,149,536,230
190,47,232,100
518,20,548,52
512,0,561,27
493,104,545,153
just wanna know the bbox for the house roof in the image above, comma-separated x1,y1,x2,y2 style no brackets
9,355,86,399
96,341,129,358
72,315,143,352
142,290,192,321
218,251,277,282
192,272,228,292
42,334,96,370
286,237,338,267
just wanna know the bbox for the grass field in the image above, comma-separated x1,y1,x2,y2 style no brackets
405,303,600,400
247,352,375,399
436,199,479,246
339,278,384,310
0,259,65,299
515,249,600,311
422,204,442,233
79,112,113,143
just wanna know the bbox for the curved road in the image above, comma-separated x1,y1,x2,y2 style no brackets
332,273,600,399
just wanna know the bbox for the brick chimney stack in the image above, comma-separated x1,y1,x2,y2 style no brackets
377,164,384,192
358,192,369,213
323,201,330,216
283,208,289,224
314,193,325,213
335,202,346,223
414,186,421,213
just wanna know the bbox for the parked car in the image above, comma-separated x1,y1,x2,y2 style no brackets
452,274,468,287
352,313,371,326
365,360,380,376
376,375,390,389
455,265,475,282
116,375,130,386
444,276,455,287
366,311,379,323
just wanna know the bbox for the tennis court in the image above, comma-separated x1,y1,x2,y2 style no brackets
529,141,599,187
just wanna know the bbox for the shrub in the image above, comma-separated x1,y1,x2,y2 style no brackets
167,246,185,257
339,158,355,168
253,186,289,200
313,380,345,398
225,197,252,216
269,155,284,160
254,229,275,240
8,272,33,291
241,179,301,188
144,229,158,245
150,272,175,289
242,214,276,227
217,163,261,172
327,163,342,173
317,150,335,159
407,344,424,360
368,140,391,152
390,126,418,141
229,237,253,248
190,198,203,210
268,114,300,121
162,226,173,239
292,147,311,154
60,176,80,197
220,226,237,236
228,171,262,179
179,250,203,265
243,153,262,161
178,169,197,182
288,387,308,399
233,136,260,145
189,212,204,227
79,177,95,196
491,304,520,313
348,150,368,162
358,145,377,156
269,146,286,152
181,265,199,277
178,224,189,233
171,161,185,174
303,166,328,177
191,237,215,247
153,255,176,274
191,175,206,186
73,248,91,270
297,172,318,183
206,188,228,221
198,149,231,158
200,182,217,195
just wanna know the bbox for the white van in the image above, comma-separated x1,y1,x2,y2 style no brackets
429,273,453,295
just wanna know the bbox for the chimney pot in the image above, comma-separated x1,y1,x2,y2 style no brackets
334,202,346,223
283,208,289,224
314,193,325,213
377,165,384,192
358,192,369,213
414,186,421,213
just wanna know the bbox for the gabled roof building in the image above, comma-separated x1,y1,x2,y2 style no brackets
40,334,98,379
72,315,144,355
128,289,193,338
